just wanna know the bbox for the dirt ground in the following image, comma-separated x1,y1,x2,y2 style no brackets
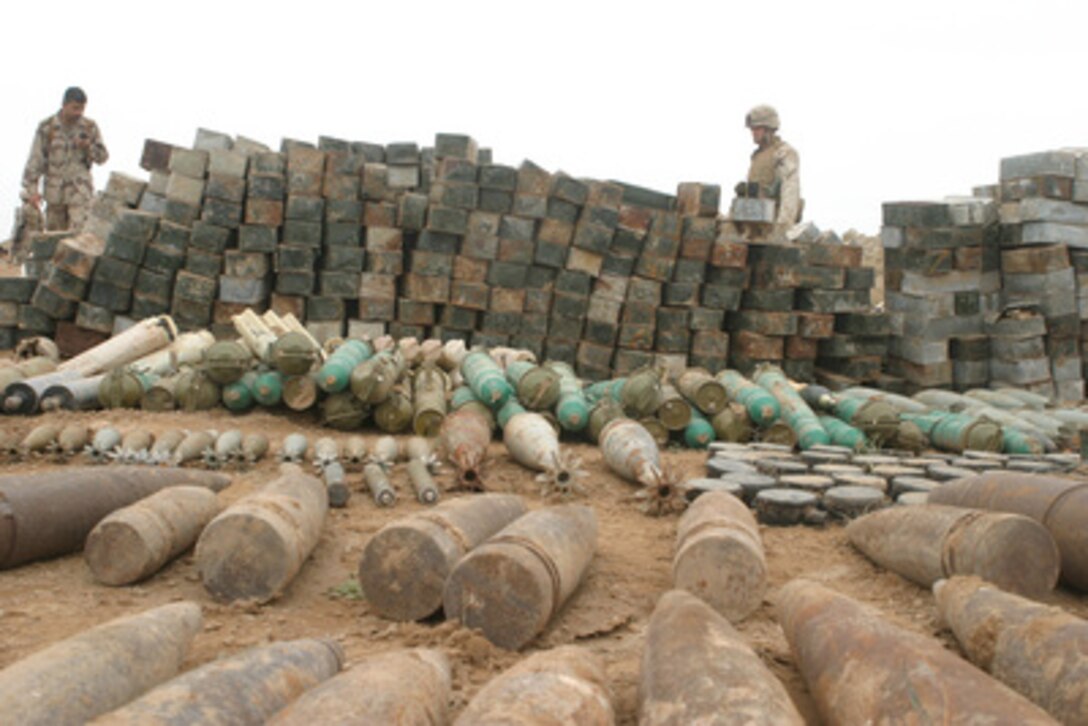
1,406,1087,724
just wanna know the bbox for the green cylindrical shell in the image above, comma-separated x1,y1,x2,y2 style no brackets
677,368,728,415
322,392,370,431
141,374,180,412
588,398,625,444
175,369,220,412
283,373,320,412
753,366,828,449
818,415,868,451
639,417,670,448
317,339,372,393
253,369,284,407
99,368,156,409
375,390,414,433
929,413,1004,454
711,403,753,443
683,409,716,449
657,384,693,432
272,331,319,376
584,377,625,404
511,363,561,410
221,372,258,412
350,351,403,405
413,367,448,437
461,352,512,410
450,385,479,410
1002,427,1044,456
202,340,252,385
620,369,662,418
716,369,780,427
548,361,589,432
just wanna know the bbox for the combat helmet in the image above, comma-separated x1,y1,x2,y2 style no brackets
745,104,780,130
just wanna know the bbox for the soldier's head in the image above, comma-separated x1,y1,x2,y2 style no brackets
60,87,87,124
745,104,779,145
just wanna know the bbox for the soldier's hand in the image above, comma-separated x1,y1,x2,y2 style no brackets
27,193,42,209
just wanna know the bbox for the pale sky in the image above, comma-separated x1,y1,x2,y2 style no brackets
2,0,1084,236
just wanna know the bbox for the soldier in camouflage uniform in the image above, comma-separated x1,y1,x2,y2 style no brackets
21,86,109,234
743,104,801,227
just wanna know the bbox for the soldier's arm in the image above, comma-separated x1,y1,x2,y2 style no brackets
774,146,801,226
21,123,47,199
87,121,109,165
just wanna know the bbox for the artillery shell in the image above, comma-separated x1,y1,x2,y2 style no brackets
364,462,397,507
360,493,527,620
20,423,61,457
323,461,350,508
342,435,368,467
461,350,513,409
94,638,342,725
412,365,448,437
777,579,1058,725
443,504,597,650
117,429,155,464
620,367,663,418
149,429,186,465
54,423,90,457
241,432,269,464
267,648,449,725
403,435,432,463
321,390,369,430
438,405,493,489
370,435,399,468
454,646,612,725
40,374,106,412
374,387,413,433
0,602,202,725
173,430,217,466
195,463,327,603
312,437,340,470
85,426,123,463
657,383,692,431
600,417,662,486
406,458,439,504
85,486,221,585
676,368,728,415
210,429,243,467
278,433,309,463
640,590,803,725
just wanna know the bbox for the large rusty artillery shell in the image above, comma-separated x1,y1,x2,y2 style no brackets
639,589,803,726
360,493,528,620
5,369,83,414
600,417,661,485
443,504,597,650
278,432,309,463
454,645,613,725
0,602,202,726
412,364,448,436
85,426,123,463
173,430,217,466
504,411,584,495
673,491,766,622
375,383,414,433
364,462,397,507
19,422,60,457
934,575,1088,724
676,367,729,415
323,461,350,508
85,485,221,585
847,504,1060,597
94,638,343,726
267,648,450,725
39,373,105,412
439,404,493,489
242,431,268,465
195,463,327,603
928,471,1088,591
0,467,228,570
776,578,1058,725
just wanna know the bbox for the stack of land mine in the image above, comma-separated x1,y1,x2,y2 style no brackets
3,128,883,383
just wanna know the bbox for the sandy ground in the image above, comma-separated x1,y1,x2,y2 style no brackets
1,406,1086,724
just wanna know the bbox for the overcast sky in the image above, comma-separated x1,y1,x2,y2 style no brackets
2,0,1084,236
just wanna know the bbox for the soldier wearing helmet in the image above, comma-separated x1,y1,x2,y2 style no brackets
741,104,801,228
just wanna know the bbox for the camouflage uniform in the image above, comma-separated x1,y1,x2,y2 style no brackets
22,113,108,232
747,135,801,227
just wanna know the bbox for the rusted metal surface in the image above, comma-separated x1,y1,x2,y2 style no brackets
847,504,1060,597
0,602,202,726
640,590,803,725
195,463,326,603
776,579,1058,725
0,467,228,570
94,638,342,725
454,646,613,725
438,405,493,490
934,575,1088,724
267,648,450,725
443,504,597,650
673,491,766,622
359,493,527,621
928,471,1088,591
